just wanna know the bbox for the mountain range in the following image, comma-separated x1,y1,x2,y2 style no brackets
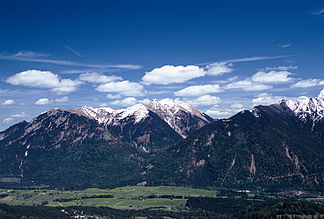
0,95,323,190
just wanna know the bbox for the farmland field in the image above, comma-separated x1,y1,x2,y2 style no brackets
0,186,217,209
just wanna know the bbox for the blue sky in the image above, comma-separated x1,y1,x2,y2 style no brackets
1,0,324,130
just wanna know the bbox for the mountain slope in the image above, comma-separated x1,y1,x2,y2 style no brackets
69,104,183,150
0,109,144,188
147,98,214,138
146,101,324,190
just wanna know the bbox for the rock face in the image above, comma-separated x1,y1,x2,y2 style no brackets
146,101,324,190
69,104,182,150
147,98,214,138
68,98,214,147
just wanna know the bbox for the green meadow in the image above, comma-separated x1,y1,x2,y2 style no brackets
0,186,217,210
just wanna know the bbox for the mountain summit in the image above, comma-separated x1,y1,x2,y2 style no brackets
69,98,214,138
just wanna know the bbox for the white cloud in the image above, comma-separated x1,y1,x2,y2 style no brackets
184,95,221,106
252,93,286,106
79,72,122,83
96,80,145,96
0,53,142,70
106,94,121,99
111,97,138,106
35,98,51,105
55,96,69,103
139,98,151,105
2,117,13,124
1,99,14,105
291,79,324,88
6,70,83,94
174,84,223,97
51,79,83,94
225,79,272,91
251,71,294,84
13,51,49,58
313,9,324,16
142,63,233,85
2,112,29,124
264,66,297,71
11,112,29,118
142,65,205,85
205,62,233,76
281,43,292,48
205,105,235,118
64,45,83,58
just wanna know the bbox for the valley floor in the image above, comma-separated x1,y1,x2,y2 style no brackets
0,186,324,218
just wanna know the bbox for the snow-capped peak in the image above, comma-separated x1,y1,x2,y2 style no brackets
68,106,115,124
69,104,150,125
147,98,212,138
65,98,212,138
284,95,324,123
113,104,150,124
147,98,208,121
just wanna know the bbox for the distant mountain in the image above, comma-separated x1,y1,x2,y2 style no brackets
0,96,323,190
147,98,214,138
146,95,324,190
0,99,212,188
68,98,213,148
0,109,144,188
69,104,182,151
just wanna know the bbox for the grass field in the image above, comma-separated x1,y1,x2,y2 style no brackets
0,186,217,209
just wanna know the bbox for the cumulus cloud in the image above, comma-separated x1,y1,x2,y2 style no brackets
252,93,286,106
142,63,233,85
55,96,69,103
174,84,223,97
142,65,205,85
79,72,122,83
50,79,83,94
2,117,13,124
1,99,14,105
224,79,272,91
205,62,233,76
184,95,221,106
139,98,151,105
35,98,51,105
251,71,294,84
96,80,145,96
291,79,324,88
2,112,29,124
6,70,83,94
110,97,150,107
205,105,235,118
205,103,246,118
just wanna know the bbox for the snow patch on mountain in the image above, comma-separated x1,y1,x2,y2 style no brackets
285,95,324,122
110,104,150,124
70,104,150,125
147,98,212,137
